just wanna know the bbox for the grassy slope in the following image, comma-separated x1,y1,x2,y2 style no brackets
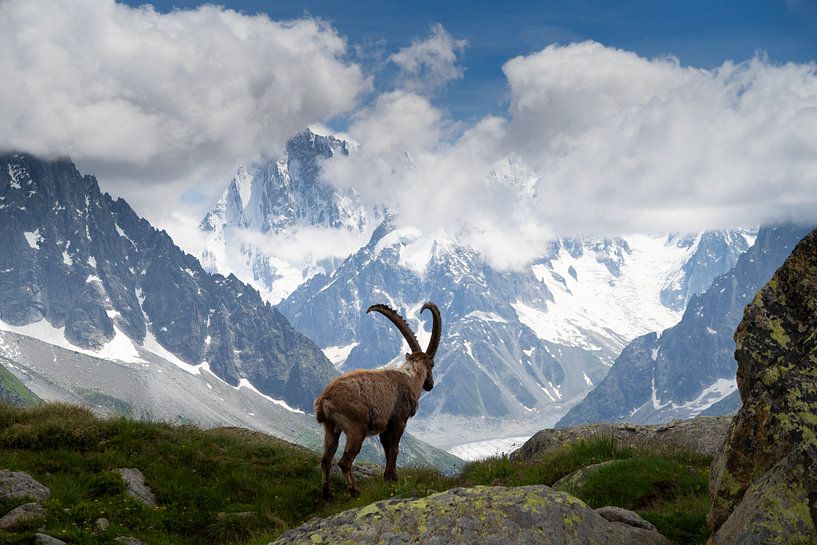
0,361,40,407
0,403,711,545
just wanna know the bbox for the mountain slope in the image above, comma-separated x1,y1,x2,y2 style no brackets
0,328,462,472
278,215,753,448
0,153,336,412
557,224,812,427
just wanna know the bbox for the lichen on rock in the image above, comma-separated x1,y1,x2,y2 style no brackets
272,485,670,545
708,226,817,544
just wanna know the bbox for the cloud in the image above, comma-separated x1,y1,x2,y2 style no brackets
0,0,369,219
324,41,817,269
389,23,467,94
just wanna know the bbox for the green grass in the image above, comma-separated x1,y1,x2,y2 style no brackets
0,361,40,407
0,403,713,545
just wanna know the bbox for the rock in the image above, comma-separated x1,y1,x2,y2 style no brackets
708,227,817,544
34,534,68,545
95,517,110,532
114,537,149,545
0,470,51,501
552,461,619,492
271,485,671,545
513,416,731,461
115,468,157,507
0,501,46,529
595,506,657,532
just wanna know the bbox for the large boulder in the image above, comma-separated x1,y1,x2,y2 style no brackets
272,485,670,545
708,226,817,544
513,416,731,462
0,470,50,502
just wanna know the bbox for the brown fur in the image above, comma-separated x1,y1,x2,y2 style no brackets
315,303,440,498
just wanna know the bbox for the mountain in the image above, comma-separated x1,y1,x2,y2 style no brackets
557,224,812,427
200,129,379,303
0,152,336,412
277,215,753,449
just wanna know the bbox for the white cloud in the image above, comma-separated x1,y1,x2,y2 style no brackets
323,41,817,269
0,0,369,219
389,23,467,94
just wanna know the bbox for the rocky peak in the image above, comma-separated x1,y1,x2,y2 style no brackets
201,128,366,236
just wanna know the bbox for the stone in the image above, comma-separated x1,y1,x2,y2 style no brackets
708,227,817,544
271,485,671,545
95,517,110,532
114,537,149,545
0,470,51,501
34,534,68,545
0,502,46,529
115,468,157,507
595,506,657,532
552,461,619,494
512,416,732,462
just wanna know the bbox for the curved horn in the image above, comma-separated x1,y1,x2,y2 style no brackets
367,304,422,354
421,302,442,358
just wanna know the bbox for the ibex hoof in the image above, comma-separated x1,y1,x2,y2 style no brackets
323,486,333,500
349,487,361,498
383,471,398,482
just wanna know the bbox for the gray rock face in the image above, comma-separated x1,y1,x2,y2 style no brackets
114,537,148,545
0,153,337,412
660,231,751,311
553,461,618,492
272,485,670,545
558,225,812,427
34,534,68,545
115,468,157,507
0,470,50,502
512,416,732,462
595,506,658,532
0,501,46,529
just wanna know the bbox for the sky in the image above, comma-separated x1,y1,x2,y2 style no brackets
2,0,817,269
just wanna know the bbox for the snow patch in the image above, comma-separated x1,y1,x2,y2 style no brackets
323,343,358,368
235,378,305,414
23,229,41,249
142,329,202,376
448,436,532,461
62,251,73,266
465,311,507,324
115,223,136,247
0,319,141,364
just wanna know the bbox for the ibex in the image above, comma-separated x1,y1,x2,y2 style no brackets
314,302,441,498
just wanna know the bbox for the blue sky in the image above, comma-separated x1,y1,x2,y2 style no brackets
127,0,817,122
3,0,816,256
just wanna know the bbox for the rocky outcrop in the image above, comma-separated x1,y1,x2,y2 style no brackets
272,485,670,545
708,227,817,544
512,416,731,462
34,534,67,545
115,468,157,507
0,502,46,529
0,470,50,502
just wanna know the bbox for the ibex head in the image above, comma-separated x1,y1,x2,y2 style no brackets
367,302,442,391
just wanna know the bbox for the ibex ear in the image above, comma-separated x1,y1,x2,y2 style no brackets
405,353,411,359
